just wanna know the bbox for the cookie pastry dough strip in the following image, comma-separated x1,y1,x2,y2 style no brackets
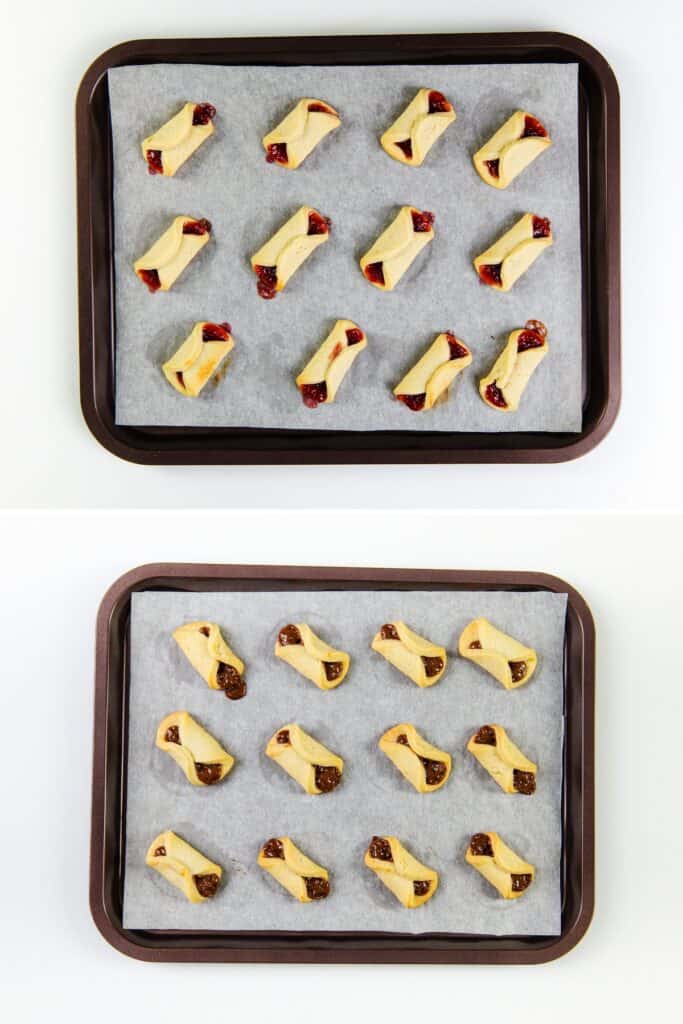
142,102,216,176
360,206,435,291
155,711,235,786
473,110,551,189
146,831,222,903
295,320,367,409
371,620,447,687
263,98,341,168
459,618,537,689
479,320,548,412
251,206,330,298
364,836,438,908
274,622,350,689
266,723,344,794
379,723,452,793
465,831,535,899
257,837,330,901
394,332,472,412
162,321,234,397
381,88,455,166
473,213,552,291
467,724,537,794
172,621,246,700
134,216,212,292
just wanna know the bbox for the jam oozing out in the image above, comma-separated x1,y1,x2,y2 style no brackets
314,764,342,792
469,833,494,857
428,90,451,113
192,103,216,126
485,381,508,409
146,149,163,174
263,838,284,858
307,102,332,113
308,210,331,235
478,263,502,287
517,330,545,353
278,624,302,646
524,319,548,339
411,209,435,232
183,218,211,235
522,114,548,138
484,158,500,179
397,393,426,412
395,138,413,159
216,662,246,700
138,268,161,292
474,725,497,746
265,142,288,164
300,381,328,408
446,334,469,360
346,327,364,345
202,322,231,341
380,623,400,640
254,264,277,299
532,215,551,238
364,261,385,286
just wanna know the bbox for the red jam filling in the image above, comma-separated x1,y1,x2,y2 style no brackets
346,328,364,345
485,382,508,409
522,114,548,138
446,334,469,360
138,268,161,292
428,90,451,113
146,149,163,175
301,381,328,408
484,158,500,179
411,209,435,232
364,262,385,286
397,393,426,412
202,322,231,341
532,215,551,239
395,138,413,159
265,142,288,164
176,371,185,388
254,265,277,299
478,263,502,287
183,218,211,235
192,103,216,125
330,342,343,360
308,102,332,113
308,211,331,235
517,330,545,352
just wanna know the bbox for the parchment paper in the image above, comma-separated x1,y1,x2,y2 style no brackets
122,588,566,935
109,63,582,433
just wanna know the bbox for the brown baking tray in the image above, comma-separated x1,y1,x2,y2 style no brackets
90,563,594,963
76,32,620,465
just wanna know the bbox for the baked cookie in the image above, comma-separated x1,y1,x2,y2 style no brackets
379,724,451,793
142,102,216,176
394,332,472,412
172,621,246,700
465,831,535,899
479,320,548,412
473,213,552,291
266,723,344,794
473,110,551,189
274,623,350,689
296,320,367,409
263,98,341,168
155,711,235,786
380,88,455,166
364,836,438,908
162,321,234,397
146,831,222,903
251,206,330,299
360,206,435,291
257,837,330,901
459,618,537,690
467,724,537,795
371,621,447,687
134,216,212,292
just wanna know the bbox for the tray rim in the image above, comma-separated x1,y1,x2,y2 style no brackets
90,561,595,964
76,30,621,465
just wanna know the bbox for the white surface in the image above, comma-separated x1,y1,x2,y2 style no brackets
2,0,682,509
0,510,680,1020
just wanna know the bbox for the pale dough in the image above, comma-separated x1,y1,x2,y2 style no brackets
466,724,537,794
379,723,452,793
393,332,472,411
364,836,438,908
134,215,211,291
145,830,222,903
465,831,535,900
381,88,455,166
257,836,330,902
360,206,434,291
473,212,552,292
262,98,340,168
155,710,234,786
265,723,344,795
172,621,245,691
479,321,549,412
274,623,350,689
162,322,234,398
250,206,330,295
473,109,551,189
459,618,537,689
371,620,447,687
141,102,215,176
295,320,367,406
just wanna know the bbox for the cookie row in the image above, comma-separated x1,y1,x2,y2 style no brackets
172,616,539,701
146,830,535,907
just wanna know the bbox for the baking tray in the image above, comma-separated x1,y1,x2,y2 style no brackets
76,32,620,465
90,563,595,962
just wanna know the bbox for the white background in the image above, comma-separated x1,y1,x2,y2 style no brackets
0,510,680,1020
2,0,682,509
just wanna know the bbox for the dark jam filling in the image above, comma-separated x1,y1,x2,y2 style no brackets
199,626,211,636
532,215,551,239
304,877,330,900
364,261,385,286
146,149,163,175
522,114,547,138
411,209,435,232
346,327,364,345
509,660,528,683
164,725,180,744
395,734,446,786
182,218,211,235
512,873,533,893
513,769,536,795
485,382,508,409
265,142,288,164
397,393,426,412
154,846,166,857
276,729,290,744
422,655,444,678
517,330,545,352
484,158,500,179
324,661,344,682
314,765,342,793
428,90,451,113
446,334,469,360
395,138,413,159
300,381,328,408
380,623,400,640
262,838,284,859
138,268,161,292
195,762,223,785
202,322,231,341
469,640,482,649
474,725,496,746
278,624,302,646
469,833,494,857
194,873,220,898
368,836,393,861
308,211,331,235
175,372,185,389
413,880,431,896
192,103,216,126
254,265,278,299
308,102,332,113
478,263,502,287
216,662,246,700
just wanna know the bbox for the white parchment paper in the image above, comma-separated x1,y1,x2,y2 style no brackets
122,588,566,935
109,63,582,433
